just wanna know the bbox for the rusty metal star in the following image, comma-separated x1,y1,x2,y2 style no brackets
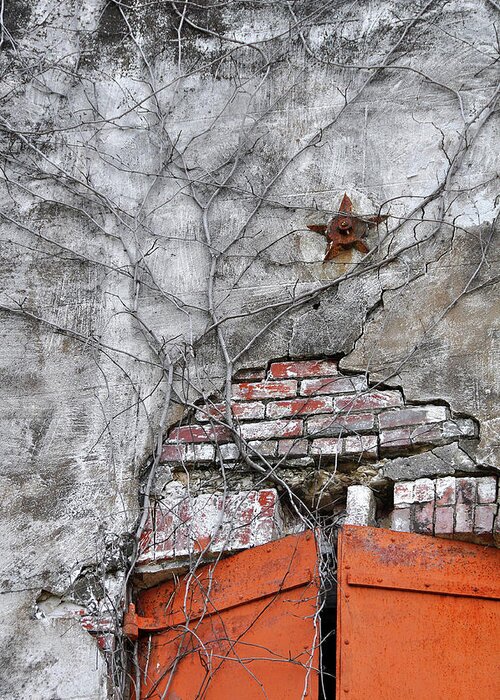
307,193,388,262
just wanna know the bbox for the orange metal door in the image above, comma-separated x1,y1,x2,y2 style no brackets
129,530,319,699
336,526,500,700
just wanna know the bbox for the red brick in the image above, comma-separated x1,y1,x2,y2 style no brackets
456,477,476,505
300,375,367,397
233,367,266,382
345,485,376,526
391,507,411,533
258,489,277,511
255,490,281,545
254,490,282,544
149,508,176,558
411,424,444,445
435,506,454,535
268,359,338,379
266,396,333,419
232,490,282,548
413,501,434,535
343,435,378,459
277,439,309,457
394,482,414,506
160,443,216,463
310,438,342,457
247,440,278,457
168,424,232,444
186,444,215,462
442,418,477,439
306,412,375,436
435,476,456,506
378,406,447,429
474,504,497,535
232,380,297,401
196,402,265,421
335,390,403,412
455,504,474,535
240,419,302,441
413,478,434,502
477,477,497,504
379,427,411,451
219,443,239,461
160,443,186,462
228,492,257,549
195,403,225,422
232,402,266,420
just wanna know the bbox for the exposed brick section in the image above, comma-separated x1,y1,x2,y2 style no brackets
195,403,225,422
268,359,338,379
266,396,333,419
306,412,375,436
300,375,366,396
334,390,404,412
455,503,474,537
456,477,476,505
219,443,240,461
390,476,500,546
160,357,478,468
309,435,378,460
232,380,297,401
137,489,284,566
454,477,477,540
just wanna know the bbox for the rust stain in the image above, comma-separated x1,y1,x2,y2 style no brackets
308,193,387,261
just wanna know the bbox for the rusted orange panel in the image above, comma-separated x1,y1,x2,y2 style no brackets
132,531,319,699
337,526,500,700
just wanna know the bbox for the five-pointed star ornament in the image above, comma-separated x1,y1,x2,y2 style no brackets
307,193,388,262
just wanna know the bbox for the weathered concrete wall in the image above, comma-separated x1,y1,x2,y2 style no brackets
0,0,498,697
